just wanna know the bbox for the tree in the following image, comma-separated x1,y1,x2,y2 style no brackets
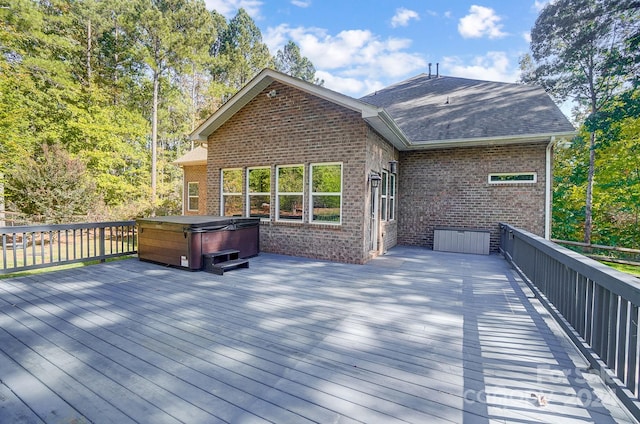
526,0,638,244
217,8,272,90
274,40,322,84
131,0,212,210
6,144,98,223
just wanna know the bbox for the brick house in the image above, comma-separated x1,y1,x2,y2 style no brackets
186,68,574,264
174,145,207,215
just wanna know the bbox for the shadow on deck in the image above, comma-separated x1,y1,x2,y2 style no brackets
0,246,636,423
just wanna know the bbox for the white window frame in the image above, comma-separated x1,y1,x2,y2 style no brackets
187,181,199,212
488,172,537,184
389,173,396,221
220,168,243,216
309,162,343,225
380,170,388,221
246,166,271,220
276,164,304,222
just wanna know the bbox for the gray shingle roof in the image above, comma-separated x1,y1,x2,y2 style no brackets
359,74,575,143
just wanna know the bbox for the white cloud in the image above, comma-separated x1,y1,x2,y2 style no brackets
442,51,519,83
203,0,262,18
391,8,420,28
264,24,426,96
458,5,507,39
522,31,532,43
444,11,453,19
291,0,311,7
533,0,548,11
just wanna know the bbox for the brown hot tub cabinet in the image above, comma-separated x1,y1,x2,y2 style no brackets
136,216,260,270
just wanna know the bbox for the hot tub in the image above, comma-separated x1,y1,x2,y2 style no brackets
136,216,260,270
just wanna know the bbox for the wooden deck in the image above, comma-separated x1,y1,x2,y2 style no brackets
0,246,636,424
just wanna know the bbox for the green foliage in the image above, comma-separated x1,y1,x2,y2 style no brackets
248,168,270,193
217,8,273,89
278,166,304,192
0,0,319,223
274,40,322,85
553,116,640,248
6,144,99,223
222,169,243,193
526,0,639,244
312,164,341,193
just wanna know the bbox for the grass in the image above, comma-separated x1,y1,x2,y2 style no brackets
0,255,136,280
602,261,640,278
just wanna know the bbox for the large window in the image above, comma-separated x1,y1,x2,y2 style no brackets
310,163,342,224
247,167,271,219
380,170,388,221
276,165,304,221
221,168,243,216
187,182,199,211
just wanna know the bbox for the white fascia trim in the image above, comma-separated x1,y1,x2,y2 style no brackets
405,131,576,150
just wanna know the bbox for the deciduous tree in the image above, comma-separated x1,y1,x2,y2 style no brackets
526,0,638,243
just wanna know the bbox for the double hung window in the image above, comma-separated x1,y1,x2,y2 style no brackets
187,182,199,211
310,163,342,224
276,165,304,221
221,168,243,216
247,167,271,218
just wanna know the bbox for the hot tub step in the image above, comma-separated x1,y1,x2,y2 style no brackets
208,258,249,275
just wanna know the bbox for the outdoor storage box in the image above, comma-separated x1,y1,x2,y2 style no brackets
136,216,260,270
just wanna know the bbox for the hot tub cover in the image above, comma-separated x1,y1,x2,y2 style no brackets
136,216,260,232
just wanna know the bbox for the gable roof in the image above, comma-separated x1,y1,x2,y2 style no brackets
190,68,411,151
173,145,207,166
191,69,575,151
359,74,575,148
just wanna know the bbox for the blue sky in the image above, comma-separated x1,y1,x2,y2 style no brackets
204,0,549,97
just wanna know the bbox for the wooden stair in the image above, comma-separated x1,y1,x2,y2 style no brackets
203,249,249,275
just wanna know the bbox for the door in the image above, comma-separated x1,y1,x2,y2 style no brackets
370,182,379,252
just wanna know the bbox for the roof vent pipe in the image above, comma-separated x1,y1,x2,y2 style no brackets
436,63,439,77
428,63,432,78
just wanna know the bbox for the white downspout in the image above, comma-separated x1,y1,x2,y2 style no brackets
545,136,556,239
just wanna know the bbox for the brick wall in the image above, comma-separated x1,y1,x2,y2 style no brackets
206,81,379,263
397,143,548,252
183,164,207,215
365,127,399,257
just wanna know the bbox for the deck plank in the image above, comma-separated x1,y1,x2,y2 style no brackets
0,247,636,424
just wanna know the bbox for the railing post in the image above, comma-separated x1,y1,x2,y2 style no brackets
99,226,106,263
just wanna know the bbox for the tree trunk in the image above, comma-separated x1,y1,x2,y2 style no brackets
86,19,92,85
151,69,159,214
584,131,596,244
0,174,5,227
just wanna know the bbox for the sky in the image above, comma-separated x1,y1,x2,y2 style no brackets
203,0,549,98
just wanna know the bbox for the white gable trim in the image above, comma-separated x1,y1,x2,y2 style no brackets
190,68,412,151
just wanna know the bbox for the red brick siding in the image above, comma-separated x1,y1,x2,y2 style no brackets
206,81,373,263
183,165,207,215
397,143,548,252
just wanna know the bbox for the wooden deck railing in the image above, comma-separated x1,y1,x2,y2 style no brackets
500,223,640,418
1,221,137,274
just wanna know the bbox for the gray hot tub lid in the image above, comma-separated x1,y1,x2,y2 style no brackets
136,215,260,231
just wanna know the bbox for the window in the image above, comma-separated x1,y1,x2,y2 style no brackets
310,163,342,224
187,182,199,211
276,165,304,221
488,172,537,184
221,168,243,216
380,170,388,221
389,173,396,220
247,167,271,219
